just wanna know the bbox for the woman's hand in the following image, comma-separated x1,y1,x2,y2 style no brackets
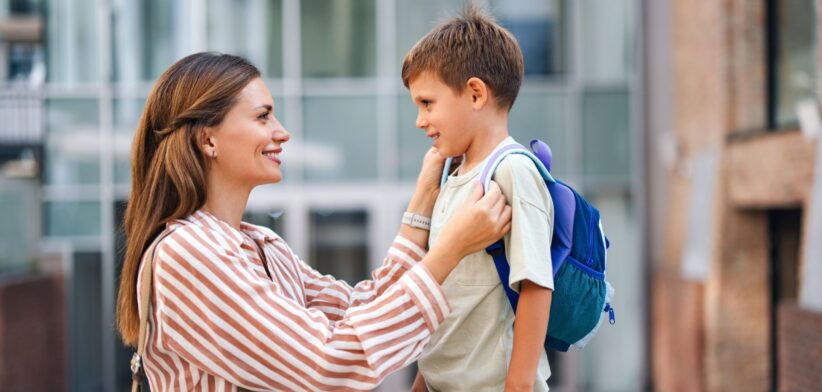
422,181,512,283
415,147,446,197
440,181,511,256
402,148,448,249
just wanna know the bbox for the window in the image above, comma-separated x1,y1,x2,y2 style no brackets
301,0,375,78
47,0,99,84
243,209,286,237
208,0,283,78
309,209,369,285
581,89,631,184
767,0,818,128
302,96,377,181
45,99,100,185
492,0,566,76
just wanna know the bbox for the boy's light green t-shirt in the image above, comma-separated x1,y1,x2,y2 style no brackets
420,137,554,392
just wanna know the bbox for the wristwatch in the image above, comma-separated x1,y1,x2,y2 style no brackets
402,211,431,230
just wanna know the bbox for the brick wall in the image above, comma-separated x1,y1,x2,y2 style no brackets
0,273,67,391
778,303,822,391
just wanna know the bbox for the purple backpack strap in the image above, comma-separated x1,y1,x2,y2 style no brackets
475,140,577,276
479,143,556,194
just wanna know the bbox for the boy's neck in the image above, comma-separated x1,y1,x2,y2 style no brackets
459,120,510,175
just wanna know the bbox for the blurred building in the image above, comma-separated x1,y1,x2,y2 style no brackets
0,1,67,391
646,0,822,391
25,0,644,391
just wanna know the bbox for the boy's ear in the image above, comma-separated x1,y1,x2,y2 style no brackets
465,77,489,110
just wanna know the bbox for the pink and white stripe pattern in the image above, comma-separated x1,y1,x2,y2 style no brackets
136,210,449,391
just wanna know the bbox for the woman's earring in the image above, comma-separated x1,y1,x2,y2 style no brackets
211,149,217,161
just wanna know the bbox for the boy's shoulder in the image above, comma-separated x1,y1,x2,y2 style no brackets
490,148,552,210
493,152,544,184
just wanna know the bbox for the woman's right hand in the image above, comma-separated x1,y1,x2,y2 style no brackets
439,181,512,257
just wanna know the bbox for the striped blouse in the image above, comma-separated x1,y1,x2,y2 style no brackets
137,210,451,391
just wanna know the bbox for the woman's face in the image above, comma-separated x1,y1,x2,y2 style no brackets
206,77,290,187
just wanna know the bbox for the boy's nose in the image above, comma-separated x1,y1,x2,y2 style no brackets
415,113,428,129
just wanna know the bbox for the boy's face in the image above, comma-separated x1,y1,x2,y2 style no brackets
408,71,477,158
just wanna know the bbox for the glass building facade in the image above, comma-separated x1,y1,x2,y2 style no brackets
41,0,644,390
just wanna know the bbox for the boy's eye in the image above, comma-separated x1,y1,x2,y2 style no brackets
421,100,431,107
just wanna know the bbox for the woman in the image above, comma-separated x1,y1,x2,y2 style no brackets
116,52,512,391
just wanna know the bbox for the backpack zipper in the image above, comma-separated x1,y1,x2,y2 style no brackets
586,209,596,267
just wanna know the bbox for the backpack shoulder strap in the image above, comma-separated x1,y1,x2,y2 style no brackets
440,157,455,188
440,142,557,192
478,144,556,194
131,228,175,392
478,142,556,314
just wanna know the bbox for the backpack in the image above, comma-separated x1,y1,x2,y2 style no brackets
440,139,615,352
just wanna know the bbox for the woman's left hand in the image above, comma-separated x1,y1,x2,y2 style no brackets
415,147,446,196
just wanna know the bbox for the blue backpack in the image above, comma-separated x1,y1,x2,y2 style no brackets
441,139,615,352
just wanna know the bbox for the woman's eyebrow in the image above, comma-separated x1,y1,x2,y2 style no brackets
255,104,273,111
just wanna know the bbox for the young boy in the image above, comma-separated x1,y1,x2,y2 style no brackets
402,4,554,392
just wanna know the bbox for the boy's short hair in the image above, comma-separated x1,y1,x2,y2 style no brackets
401,3,524,111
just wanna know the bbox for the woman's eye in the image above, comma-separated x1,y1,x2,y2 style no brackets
258,112,270,120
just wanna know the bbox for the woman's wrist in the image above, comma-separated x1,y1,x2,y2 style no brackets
400,190,436,249
421,241,462,284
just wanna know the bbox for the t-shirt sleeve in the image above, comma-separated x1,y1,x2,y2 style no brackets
493,154,554,292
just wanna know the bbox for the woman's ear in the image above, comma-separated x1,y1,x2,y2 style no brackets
465,77,489,110
199,127,218,160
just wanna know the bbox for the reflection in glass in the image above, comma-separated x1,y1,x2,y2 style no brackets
395,0,464,65
113,0,174,82
776,0,818,127
243,209,286,238
45,201,101,236
47,0,99,84
580,0,634,83
45,99,100,185
208,0,283,78
0,177,39,272
581,88,631,183
303,96,377,181
508,92,567,177
492,0,565,76
301,0,375,77
310,209,369,286
7,43,44,81
113,99,145,184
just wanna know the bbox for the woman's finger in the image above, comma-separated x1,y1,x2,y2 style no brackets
479,181,502,208
465,182,484,205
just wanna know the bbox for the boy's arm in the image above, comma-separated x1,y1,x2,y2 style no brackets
505,280,552,392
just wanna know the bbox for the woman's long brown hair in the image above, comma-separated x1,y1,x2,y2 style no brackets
116,53,260,346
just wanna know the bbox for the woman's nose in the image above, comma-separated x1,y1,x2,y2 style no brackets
273,118,290,142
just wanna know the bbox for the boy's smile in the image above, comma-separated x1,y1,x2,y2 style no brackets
408,71,476,158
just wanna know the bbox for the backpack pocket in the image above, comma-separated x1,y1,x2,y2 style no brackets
545,257,607,351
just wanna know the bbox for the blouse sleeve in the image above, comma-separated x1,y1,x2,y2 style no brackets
150,225,450,391
296,234,429,322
